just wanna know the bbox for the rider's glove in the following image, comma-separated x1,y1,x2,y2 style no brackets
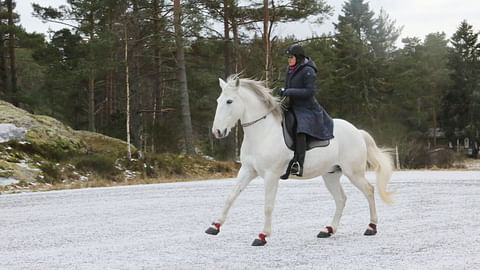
278,88,287,97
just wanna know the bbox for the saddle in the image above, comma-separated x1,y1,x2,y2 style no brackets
281,109,330,151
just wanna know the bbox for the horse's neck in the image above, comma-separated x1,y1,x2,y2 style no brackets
240,103,282,146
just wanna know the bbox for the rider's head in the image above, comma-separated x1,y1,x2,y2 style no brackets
285,44,305,66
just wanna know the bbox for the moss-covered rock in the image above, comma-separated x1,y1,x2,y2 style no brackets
75,130,131,156
0,100,132,186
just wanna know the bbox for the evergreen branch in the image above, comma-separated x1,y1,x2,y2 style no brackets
36,18,78,29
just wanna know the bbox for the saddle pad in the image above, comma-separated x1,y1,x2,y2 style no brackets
281,110,330,151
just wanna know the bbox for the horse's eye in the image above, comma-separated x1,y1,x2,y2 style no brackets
226,99,233,104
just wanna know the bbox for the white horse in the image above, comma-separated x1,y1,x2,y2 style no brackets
206,76,393,246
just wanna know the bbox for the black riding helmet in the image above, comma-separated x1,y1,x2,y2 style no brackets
285,44,305,65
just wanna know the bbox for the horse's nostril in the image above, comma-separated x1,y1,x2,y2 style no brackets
223,128,227,136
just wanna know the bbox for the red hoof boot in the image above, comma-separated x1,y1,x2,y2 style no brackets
364,223,377,236
205,222,221,235
252,233,267,246
317,226,334,238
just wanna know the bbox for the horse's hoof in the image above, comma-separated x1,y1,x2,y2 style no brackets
364,223,377,236
317,231,332,238
205,222,220,235
251,233,267,246
251,239,266,246
317,226,333,238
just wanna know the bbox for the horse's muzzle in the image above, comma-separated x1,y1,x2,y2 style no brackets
213,128,228,139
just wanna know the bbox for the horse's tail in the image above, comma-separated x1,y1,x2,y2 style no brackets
360,130,394,204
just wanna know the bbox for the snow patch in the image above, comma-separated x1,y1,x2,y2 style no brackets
17,161,29,168
0,123,27,143
125,169,136,179
202,155,215,161
0,177,19,186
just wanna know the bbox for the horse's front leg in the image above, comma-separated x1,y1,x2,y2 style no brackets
205,165,257,235
252,173,280,246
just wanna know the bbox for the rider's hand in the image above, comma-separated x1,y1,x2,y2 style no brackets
278,88,287,97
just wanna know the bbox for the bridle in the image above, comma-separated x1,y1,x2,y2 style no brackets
241,97,285,128
240,110,273,127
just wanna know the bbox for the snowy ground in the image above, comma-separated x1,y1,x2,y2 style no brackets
1,171,479,270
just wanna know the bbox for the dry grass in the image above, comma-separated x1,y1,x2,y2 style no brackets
1,160,240,194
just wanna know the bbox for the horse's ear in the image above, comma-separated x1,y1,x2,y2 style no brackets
219,78,227,90
235,77,240,88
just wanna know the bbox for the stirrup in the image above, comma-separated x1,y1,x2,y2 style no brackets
290,161,300,174
291,161,303,177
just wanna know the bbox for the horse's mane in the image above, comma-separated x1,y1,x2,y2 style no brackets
226,75,283,119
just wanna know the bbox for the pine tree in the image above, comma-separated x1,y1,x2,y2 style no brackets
333,0,401,124
421,33,451,145
0,0,19,105
442,21,480,141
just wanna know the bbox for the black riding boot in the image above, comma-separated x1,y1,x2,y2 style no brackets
291,133,306,177
280,158,295,180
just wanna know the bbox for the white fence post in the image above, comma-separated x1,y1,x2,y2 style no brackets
395,145,400,170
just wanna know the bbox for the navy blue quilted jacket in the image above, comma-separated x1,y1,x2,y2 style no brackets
283,58,334,140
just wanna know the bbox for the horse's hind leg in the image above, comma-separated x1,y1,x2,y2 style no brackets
205,165,257,235
318,170,346,238
345,171,378,235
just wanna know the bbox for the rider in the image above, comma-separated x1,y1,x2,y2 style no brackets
279,44,334,179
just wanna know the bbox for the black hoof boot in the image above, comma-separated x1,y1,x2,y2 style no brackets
251,234,267,246
364,223,377,236
205,222,220,235
317,226,333,238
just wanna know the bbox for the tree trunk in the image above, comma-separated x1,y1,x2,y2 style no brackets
232,8,239,73
222,0,237,161
0,43,5,98
151,0,161,153
124,23,132,159
0,1,6,98
105,10,113,125
87,11,96,131
432,104,437,146
232,6,242,159
223,0,232,77
88,71,95,131
131,3,143,152
173,0,195,155
263,0,270,88
431,86,438,146
6,0,17,106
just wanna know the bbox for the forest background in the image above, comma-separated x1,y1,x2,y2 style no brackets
1,0,480,169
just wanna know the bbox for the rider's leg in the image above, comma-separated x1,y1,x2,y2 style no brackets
292,133,306,176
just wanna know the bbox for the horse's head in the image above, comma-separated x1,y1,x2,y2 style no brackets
212,77,245,139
